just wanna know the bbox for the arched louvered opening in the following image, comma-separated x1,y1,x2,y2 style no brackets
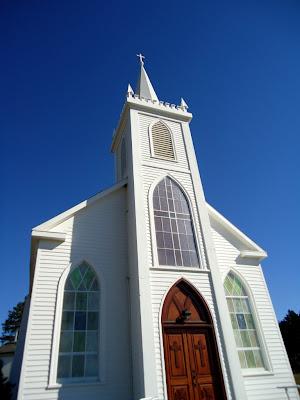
120,138,127,178
153,177,199,267
57,262,99,382
224,271,265,369
151,120,175,160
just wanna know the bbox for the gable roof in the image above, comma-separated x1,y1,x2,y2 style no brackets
31,179,266,262
207,203,267,261
32,179,128,234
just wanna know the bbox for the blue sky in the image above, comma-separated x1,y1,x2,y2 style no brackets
1,0,299,326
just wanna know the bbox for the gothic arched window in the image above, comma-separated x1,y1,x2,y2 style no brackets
151,120,175,160
224,272,264,369
153,177,199,267
57,262,99,382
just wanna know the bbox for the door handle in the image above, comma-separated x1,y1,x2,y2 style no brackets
191,370,197,386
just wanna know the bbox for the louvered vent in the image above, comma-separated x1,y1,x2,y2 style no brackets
151,121,175,160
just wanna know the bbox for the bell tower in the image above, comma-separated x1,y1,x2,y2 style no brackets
111,57,247,400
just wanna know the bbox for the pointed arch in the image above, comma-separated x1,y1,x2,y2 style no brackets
161,279,212,324
224,270,267,370
56,261,100,382
150,120,176,161
151,175,199,267
161,279,227,400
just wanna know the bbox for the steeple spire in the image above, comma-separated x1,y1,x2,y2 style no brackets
136,53,158,101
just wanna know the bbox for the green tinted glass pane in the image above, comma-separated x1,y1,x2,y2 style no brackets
225,275,234,295
87,312,98,330
76,292,87,311
226,298,234,313
72,355,84,377
59,331,73,352
86,331,98,352
63,292,75,310
238,350,247,368
78,281,87,291
83,268,95,290
236,314,247,329
233,330,243,347
61,311,74,330
79,263,88,277
245,350,256,368
57,355,71,379
242,299,251,313
70,268,82,289
230,314,238,329
88,292,99,311
73,331,86,352
253,350,264,368
248,330,259,347
233,299,244,313
245,314,255,329
65,277,74,290
85,354,98,377
241,331,251,348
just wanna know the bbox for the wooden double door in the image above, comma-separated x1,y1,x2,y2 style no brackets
162,280,226,400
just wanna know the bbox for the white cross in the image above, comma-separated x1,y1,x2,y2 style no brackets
136,53,145,65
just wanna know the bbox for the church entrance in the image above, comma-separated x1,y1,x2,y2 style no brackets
162,280,227,400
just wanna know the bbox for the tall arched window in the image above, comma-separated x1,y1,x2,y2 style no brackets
153,177,199,267
57,262,99,382
224,272,264,369
151,120,175,160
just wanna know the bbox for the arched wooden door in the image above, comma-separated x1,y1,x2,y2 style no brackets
162,280,227,400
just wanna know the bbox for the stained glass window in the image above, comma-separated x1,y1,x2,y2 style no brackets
57,263,99,382
153,177,199,267
224,272,264,369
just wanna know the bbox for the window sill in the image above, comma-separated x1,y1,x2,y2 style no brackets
47,380,104,390
150,266,209,273
242,369,274,377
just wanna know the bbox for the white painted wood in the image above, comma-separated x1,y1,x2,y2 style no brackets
210,216,299,400
18,188,133,400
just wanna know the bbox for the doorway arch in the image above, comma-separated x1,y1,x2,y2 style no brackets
162,279,227,400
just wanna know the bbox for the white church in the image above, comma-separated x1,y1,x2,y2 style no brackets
13,58,298,400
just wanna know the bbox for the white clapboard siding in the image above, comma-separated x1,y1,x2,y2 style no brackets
19,188,133,400
210,222,299,400
139,113,190,170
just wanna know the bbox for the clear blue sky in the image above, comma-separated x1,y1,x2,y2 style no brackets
1,0,299,327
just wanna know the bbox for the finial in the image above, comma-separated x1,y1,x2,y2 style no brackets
136,53,145,66
127,84,134,97
180,98,189,111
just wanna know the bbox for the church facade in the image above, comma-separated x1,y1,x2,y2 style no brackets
14,60,298,400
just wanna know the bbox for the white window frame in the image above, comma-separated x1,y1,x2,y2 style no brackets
148,119,178,162
223,268,273,376
48,259,105,388
148,173,204,270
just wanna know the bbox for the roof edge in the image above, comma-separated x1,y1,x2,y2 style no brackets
207,202,267,257
33,179,128,232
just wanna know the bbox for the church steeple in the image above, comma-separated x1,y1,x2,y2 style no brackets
136,53,158,101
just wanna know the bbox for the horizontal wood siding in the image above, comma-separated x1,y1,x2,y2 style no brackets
149,270,232,400
19,189,132,400
138,113,190,170
210,223,299,400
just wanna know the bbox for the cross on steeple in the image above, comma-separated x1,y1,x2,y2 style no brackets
136,53,145,66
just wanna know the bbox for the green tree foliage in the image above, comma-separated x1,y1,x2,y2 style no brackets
0,300,25,344
279,310,300,373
